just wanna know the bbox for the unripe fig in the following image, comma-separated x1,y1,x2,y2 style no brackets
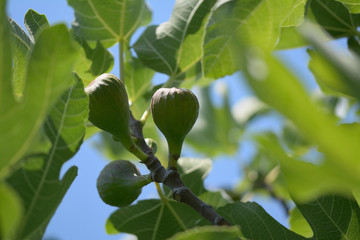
151,87,199,159
97,160,151,207
145,138,158,154
85,73,133,150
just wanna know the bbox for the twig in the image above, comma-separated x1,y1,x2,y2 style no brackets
129,112,230,226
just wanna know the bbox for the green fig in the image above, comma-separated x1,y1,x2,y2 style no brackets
145,138,158,154
151,87,199,161
85,73,133,150
96,160,151,207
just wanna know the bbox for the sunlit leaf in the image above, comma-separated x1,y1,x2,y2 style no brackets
68,0,151,45
6,77,88,239
8,17,33,97
241,47,360,196
203,0,305,78
0,181,23,240
289,207,313,238
24,9,50,40
0,24,79,174
133,0,216,82
305,27,360,100
257,134,358,201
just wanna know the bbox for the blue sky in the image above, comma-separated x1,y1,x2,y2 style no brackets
5,1,318,239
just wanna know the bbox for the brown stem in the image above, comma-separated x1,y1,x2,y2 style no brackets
129,112,230,226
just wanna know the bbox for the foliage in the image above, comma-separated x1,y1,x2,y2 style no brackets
2,0,360,239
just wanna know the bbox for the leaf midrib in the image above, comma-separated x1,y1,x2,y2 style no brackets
313,198,350,239
87,0,119,40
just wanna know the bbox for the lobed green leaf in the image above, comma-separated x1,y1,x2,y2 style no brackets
0,24,79,174
133,0,216,83
107,199,207,240
68,0,151,45
6,77,88,239
202,0,305,78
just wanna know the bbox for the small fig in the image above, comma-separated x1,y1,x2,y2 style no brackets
145,138,158,154
97,160,151,207
151,87,199,159
85,73,133,150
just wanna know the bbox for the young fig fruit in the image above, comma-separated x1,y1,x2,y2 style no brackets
85,73,134,150
151,87,199,160
145,138,158,154
96,160,152,207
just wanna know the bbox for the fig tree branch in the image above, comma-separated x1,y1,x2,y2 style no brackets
129,112,230,226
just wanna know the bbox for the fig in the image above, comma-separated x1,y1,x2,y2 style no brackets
145,138,158,154
96,160,152,207
85,73,133,150
151,87,199,160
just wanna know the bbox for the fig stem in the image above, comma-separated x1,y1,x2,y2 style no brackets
140,106,151,126
129,144,149,162
119,40,125,85
155,182,166,201
168,154,179,171
129,111,230,226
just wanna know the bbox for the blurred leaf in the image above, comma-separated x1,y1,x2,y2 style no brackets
187,86,241,156
203,0,305,78
296,194,360,239
84,123,100,140
0,181,23,240
308,48,358,98
198,191,231,209
289,207,313,238
305,28,360,100
0,24,79,175
231,96,269,125
107,199,207,240
94,132,137,161
177,158,212,196
281,120,311,155
276,26,308,50
169,226,241,240
8,10,49,98
308,0,360,38
218,202,305,240
68,0,151,45
163,157,212,197
125,57,155,105
348,36,360,56
8,17,33,97
282,0,306,27
241,47,360,196
257,134,360,201
24,9,50,40
6,77,88,239
133,0,216,81
74,40,114,86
